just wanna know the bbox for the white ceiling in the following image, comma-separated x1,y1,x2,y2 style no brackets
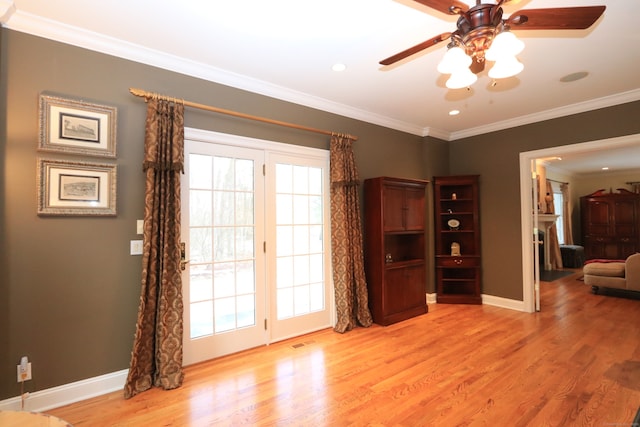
542,144,640,176
1,0,639,173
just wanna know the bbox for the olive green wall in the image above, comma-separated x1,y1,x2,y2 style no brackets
0,29,436,400
449,104,640,300
2,27,639,401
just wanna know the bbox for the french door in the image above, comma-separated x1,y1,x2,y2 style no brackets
182,130,332,366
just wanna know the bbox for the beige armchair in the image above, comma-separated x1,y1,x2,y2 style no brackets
583,253,640,294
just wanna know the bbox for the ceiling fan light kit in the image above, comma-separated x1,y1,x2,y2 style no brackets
484,31,524,61
487,54,524,79
382,1,606,90
438,27,524,85
437,46,471,74
446,66,478,89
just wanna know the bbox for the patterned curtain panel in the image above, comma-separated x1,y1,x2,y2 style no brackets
545,180,563,269
330,134,373,333
124,98,185,398
560,183,574,245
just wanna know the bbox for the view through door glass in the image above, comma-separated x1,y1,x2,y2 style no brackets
182,140,266,365
268,155,332,342
182,132,332,365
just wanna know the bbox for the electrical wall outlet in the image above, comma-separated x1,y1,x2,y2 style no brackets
17,357,32,382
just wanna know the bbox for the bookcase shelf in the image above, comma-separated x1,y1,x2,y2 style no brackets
433,175,482,304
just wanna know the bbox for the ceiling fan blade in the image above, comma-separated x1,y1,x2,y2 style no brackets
380,32,451,66
508,6,606,30
411,0,468,15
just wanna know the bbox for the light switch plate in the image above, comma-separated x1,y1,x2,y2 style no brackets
136,220,144,235
130,240,143,255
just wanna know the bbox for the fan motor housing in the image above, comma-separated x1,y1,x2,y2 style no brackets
456,3,504,62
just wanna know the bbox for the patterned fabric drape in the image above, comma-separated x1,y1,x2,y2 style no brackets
546,180,563,270
560,183,574,245
124,98,185,399
330,134,373,333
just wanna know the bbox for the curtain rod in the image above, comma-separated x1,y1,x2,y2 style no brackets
547,178,568,185
129,88,358,141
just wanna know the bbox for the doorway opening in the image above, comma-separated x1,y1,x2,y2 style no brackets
519,133,640,313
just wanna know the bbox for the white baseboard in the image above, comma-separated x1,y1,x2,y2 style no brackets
0,369,128,413
426,293,437,304
428,292,524,311
482,294,526,311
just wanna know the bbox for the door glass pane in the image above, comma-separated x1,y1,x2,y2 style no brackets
191,301,214,337
275,163,325,320
188,154,256,339
190,154,212,189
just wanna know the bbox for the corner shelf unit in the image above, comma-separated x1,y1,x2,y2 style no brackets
364,177,428,325
433,175,482,304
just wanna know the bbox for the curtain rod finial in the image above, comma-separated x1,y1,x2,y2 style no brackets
130,88,149,98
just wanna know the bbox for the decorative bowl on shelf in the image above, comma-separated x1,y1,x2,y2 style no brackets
447,218,460,230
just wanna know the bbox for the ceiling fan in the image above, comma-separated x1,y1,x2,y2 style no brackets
380,0,606,88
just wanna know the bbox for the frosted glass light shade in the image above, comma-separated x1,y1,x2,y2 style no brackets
485,31,524,61
437,46,472,74
446,67,478,89
488,55,524,79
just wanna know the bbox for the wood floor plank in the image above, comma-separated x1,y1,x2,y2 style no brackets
48,272,640,426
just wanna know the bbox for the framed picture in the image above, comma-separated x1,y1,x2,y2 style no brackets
37,159,117,216
39,94,117,157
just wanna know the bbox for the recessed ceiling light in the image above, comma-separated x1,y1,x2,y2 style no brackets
560,71,589,83
449,109,460,116
332,63,346,72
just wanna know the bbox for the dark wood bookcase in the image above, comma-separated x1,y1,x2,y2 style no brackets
433,175,482,304
363,177,428,325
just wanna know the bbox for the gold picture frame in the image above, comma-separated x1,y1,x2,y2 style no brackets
37,158,117,216
39,94,117,158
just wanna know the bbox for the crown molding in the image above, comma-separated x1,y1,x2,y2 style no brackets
3,10,425,136
447,89,640,141
0,0,15,23
4,9,638,142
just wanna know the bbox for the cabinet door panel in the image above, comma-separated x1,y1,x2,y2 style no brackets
382,185,405,232
613,200,637,235
384,266,424,315
586,201,611,235
404,187,426,231
383,268,409,316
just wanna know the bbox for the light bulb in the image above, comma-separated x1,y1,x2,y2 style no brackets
437,46,472,75
486,31,524,61
446,67,478,89
488,55,524,79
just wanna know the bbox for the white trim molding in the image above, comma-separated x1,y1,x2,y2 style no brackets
481,294,526,312
0,369,128,413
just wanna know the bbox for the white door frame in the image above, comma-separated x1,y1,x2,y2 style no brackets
183,127,335,345
519,133,640,313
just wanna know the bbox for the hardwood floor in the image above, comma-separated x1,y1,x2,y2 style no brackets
49,272,640,426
